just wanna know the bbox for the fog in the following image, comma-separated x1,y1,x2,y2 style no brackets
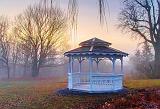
0,59,134,81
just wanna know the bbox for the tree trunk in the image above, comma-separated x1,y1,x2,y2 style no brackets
23,55,29,77
13,64,16,78
154,43,160,78
32,61,40,77
7,63,10,79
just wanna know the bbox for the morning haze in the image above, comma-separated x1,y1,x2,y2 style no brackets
0,0,159,108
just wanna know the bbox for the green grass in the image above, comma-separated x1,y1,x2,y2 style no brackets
0,79,160,109
124,79,160,89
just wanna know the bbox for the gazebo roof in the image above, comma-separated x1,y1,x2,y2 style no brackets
79,37,111,47
65,37,129,57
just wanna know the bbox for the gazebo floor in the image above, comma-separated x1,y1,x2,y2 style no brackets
72,84,122,93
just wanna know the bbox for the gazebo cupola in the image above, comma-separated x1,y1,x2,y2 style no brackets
64,37,128,93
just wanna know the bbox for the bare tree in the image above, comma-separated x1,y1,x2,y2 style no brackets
119,0,160,78
22,43,31,77
0,16,10,79
130,41,154,78
10,42,22,77
14,3,67,77
47,0,109,45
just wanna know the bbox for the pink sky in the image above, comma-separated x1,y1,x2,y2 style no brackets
0,0,141,56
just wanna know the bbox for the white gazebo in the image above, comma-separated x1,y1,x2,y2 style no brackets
64,37,128,93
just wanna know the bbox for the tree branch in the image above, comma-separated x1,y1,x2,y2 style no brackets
131,28,153,44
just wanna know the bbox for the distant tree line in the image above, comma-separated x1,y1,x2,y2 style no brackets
0,1,69,79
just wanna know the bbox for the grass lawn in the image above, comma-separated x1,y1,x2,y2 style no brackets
0,79,160,109
125,79,160,88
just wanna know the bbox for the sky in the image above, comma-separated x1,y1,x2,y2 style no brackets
0,0,140,57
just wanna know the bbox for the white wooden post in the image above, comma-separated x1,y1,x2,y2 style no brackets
120,57,124,89
79,57,82,73
112,58,116,74
121,57,123,74
79,57,82,84
68,56,73,89
89,57,93,91
96,58,99,73
112,58,116,90
67,57,70,79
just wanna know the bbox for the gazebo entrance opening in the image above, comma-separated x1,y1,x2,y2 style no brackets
65,38,128,93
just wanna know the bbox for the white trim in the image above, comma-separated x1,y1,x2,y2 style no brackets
65,52,128,57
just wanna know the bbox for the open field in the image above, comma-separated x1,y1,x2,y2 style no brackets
125,79,160,89
0,79,160,109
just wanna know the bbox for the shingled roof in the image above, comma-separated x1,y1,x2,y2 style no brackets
79,37,111,47
65,37,128,57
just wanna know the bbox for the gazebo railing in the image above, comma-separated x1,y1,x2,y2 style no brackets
71,72,88,87
70,72,124,91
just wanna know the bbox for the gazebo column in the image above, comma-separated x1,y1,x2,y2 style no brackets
112,58,116,90
79,57,82,73
89,57,93,91
112,58,116,74
120,57,124,89
78,57,82,85
96,62,99,73
96,58,99,73
68,56,73,89
120,57,123,73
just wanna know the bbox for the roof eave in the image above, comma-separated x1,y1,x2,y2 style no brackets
64,52,129,57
